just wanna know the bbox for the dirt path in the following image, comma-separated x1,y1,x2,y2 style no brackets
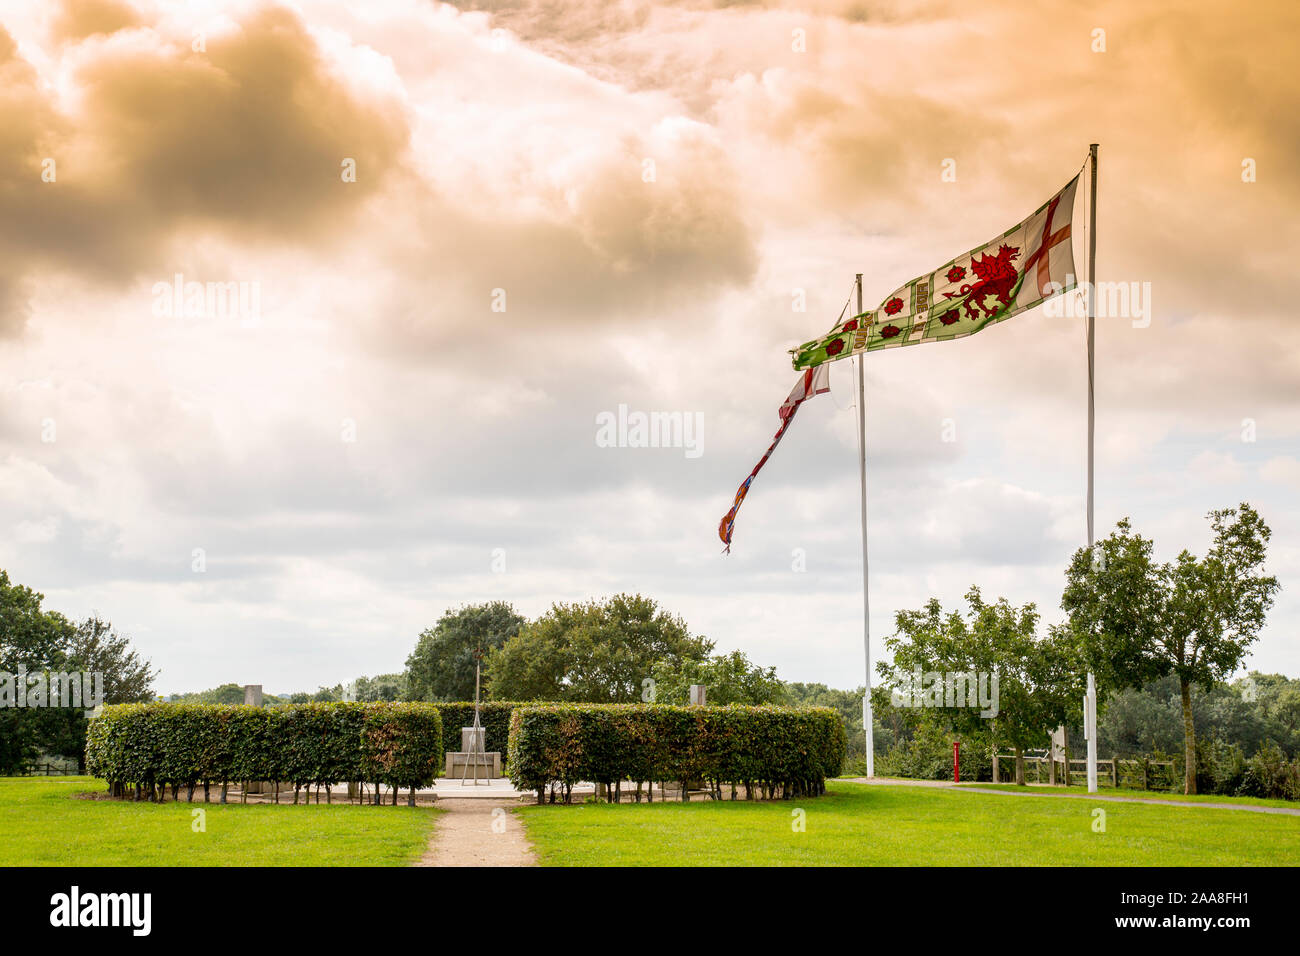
840,777,1300,816
414,799,538,867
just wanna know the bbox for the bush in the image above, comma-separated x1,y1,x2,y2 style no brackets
1239,741,1300,800
86,702,442,802
875,722,991,781
506,703,844,802
1195,739,1247,796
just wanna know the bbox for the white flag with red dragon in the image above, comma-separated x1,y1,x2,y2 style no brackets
721,172,1082,549
791,174,1080,370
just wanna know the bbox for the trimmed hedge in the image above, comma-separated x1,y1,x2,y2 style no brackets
507,703,845,802
86,702,442,803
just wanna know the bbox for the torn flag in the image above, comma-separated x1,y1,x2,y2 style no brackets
718,364,830,551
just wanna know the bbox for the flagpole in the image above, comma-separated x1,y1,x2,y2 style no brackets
1085,143,1099,794
855,273,874,778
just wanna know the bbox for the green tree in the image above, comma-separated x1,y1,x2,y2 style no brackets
650,650,787,705
349,673,408,702
170,683,248,705
0,569,75,674
406,601,526,701
1063,503,1280,794
67,616,157,704
486,594,711,702
880,587,1079,784
290,684,343,703
52,616,158,770
0,571,156,773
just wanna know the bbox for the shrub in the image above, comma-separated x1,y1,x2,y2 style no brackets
875,722,991,782
361,702,444,793
1195,739,1247,796
1239,741,1300,800
507,703,844,802
86,702,442,803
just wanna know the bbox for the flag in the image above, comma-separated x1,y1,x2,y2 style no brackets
792,174,1081,370
718,365,830,550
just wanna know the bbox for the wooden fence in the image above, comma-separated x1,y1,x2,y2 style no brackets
992,753,1177,791
19,761,83,776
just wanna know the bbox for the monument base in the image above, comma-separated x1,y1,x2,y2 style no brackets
445,751,501,780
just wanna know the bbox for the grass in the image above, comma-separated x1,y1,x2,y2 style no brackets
962,782,1300,809
0,777,439,866
517,780,1300,866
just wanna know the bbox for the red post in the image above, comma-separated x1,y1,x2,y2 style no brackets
953,741,960,782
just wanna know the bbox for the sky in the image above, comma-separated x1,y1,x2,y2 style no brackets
0,0,1296,695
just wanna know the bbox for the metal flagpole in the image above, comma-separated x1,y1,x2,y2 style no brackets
1085,144,1099,794
855,273,874,778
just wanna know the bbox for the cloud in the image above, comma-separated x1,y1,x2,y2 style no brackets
0,3,410,335
1,0,1298,692
49,0,141,44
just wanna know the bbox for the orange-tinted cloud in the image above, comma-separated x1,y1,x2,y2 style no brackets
0,3,411,334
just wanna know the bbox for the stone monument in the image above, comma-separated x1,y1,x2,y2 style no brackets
444,645,500,781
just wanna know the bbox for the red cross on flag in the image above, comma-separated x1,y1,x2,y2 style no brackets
792,173,1082,369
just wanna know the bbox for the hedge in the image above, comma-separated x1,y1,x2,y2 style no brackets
86,702,442,804
507,703,845,803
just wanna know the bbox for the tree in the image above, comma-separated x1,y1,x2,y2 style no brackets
650,650,787,705
1063,503,1280,794
349,673,408,702
0,571,156,773
45,616,158,771
0,569,75,674
880,587,1079,785
405,601,526,701
485,594,712,702
67,616,157,704
170,683,249,705
289,685,343,703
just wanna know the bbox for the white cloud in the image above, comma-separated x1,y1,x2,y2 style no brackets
1,0,1298,691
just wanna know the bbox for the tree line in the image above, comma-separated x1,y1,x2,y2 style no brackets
875,502,1282,795
3,501,1286,797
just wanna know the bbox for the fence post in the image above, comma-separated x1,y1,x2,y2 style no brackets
992,752,1000,783
1111,758,1119,789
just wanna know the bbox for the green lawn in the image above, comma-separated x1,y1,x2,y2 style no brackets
0,777,439,866
962,782,1300,809
517,780,1300,866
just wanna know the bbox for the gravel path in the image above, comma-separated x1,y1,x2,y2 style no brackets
414,798,538,867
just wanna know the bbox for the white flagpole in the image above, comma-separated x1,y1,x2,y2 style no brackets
855,273,874,778
1085,144,1099,794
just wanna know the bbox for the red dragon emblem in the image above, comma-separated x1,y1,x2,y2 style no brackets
943,244,1020,320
